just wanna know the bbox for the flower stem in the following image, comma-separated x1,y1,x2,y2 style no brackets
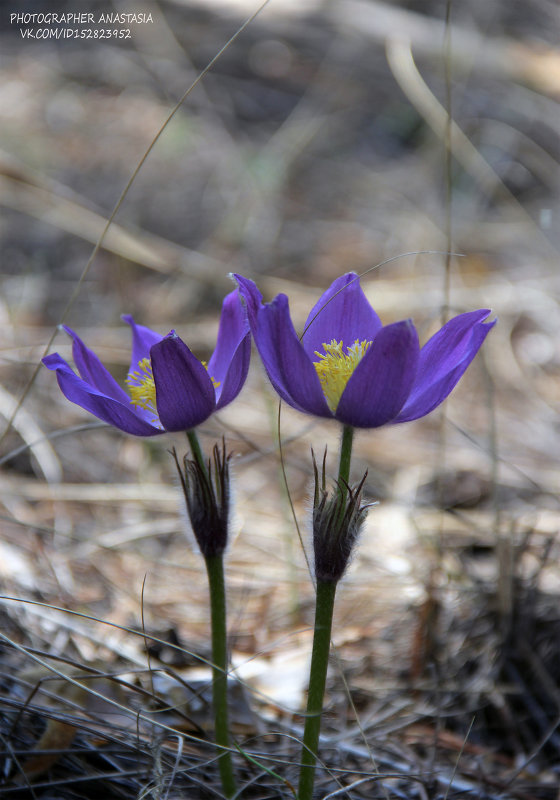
186,429,236,797
297,579,337,800
298,424,355,799
337,424,354,492
186,428,208,478
204,552,237,798
336,425,354,529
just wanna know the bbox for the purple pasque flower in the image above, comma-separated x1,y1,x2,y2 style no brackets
234,272,495,429
42,290,250,436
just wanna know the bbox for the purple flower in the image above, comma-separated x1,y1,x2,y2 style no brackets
234,273,495,429
42,291,250,436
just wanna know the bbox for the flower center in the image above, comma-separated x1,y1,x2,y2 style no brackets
313,339,372,412
126,358,160,425
126,357,221,424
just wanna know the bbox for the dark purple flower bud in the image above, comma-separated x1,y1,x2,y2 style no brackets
173,441,231,559
312,451,372,583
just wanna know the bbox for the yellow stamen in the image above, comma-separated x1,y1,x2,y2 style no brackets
126,357,159,423
314,339,372,412
201,361,221,390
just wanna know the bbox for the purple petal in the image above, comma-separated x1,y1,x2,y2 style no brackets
62,326,130,404
232,274,262,332
150,334,216,431
207,290,251,408
253,294,332,417
395,310,496,422
336,320,420,428
122,315,163,374
235,274,332,416
42,353,163,436
214,335,251,410
302,273,383,359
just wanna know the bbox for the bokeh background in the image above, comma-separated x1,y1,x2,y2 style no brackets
1,0,559,796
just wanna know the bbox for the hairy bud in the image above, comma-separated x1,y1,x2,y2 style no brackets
312,450,372,583
173,440,231,558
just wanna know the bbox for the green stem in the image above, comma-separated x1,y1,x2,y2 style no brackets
204,553,237,798
298,424,355,799
186,428,208,478
336,424,354,527
187,429,236,796
337,424,354,491
297,579,337,800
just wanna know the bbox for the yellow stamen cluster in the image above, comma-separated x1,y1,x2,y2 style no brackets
314,339,372,412
126,358,159,423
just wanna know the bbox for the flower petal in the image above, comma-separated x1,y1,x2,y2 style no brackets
215,336,251,410
235,275,331,416
395,310,496,422
207,290,251,409
42,353,163,436
232,274,262,332
63,325,130,404
150,333,216,431
122,315,163,373
336,320,420,428
254,294,332,417
302,273,383,359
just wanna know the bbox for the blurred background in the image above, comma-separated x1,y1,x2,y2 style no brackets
1,0,559,795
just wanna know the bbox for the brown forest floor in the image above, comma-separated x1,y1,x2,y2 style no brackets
0,0,559,797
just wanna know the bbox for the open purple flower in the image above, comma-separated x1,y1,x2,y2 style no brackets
235,273,495,429
42,290,250,436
